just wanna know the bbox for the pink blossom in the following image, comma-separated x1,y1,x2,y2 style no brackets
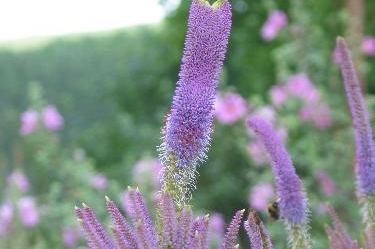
362,36,375,56
270,85,288,106
17,196,39,227
299,103,332,129
315,170,336,196
42,105,64,131
132,158,162,190
249,183,275,211
285,73,320,104
214,92,248,124
7,171,30,192
19,110,38,135
314,202,328,215
253,106,275,124
0,202,13,235
247,140,268,166
208,213,225,245
89,174,108,191
62,226,79,247
261,10,288,41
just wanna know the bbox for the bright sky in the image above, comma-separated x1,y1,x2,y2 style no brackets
0,0,169,42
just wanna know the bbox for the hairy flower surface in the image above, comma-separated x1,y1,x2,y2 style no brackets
160,0,232,206
336,37,375,195
246,116,307,225
244,210,273,249
161,0,232,168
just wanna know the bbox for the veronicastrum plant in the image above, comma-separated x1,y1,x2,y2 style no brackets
74,1,375,249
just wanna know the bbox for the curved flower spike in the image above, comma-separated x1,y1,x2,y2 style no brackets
246,116,307,225
246,116,312,249
335,37,375,196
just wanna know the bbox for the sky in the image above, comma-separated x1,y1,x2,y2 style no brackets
0,0,170,42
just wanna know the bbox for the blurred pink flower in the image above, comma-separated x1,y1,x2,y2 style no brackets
214,92,248,124
0,202,13,235
62,226,79,247
285,73,320,104
42,105,64,131
249,183,275,211
299,103,332,129
253,106,275,124
132,158,162,190
20,110,38,135
7,171,30,193
17,196,39,227
208,213,225,245
315,170,336,196
261,10,288,41
89,174,108,191
247,140,268,166
314,202,328,215
362,36,375,56
270,85,288,106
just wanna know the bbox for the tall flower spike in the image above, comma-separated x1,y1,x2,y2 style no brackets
246,116,312,249
336,37,375,238
159,0,232,206
335,37,375,196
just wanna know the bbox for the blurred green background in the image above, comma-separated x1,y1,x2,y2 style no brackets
1,0,375,248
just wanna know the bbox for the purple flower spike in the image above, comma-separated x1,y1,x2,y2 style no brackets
244,210,273,249
325,205,359,249
175,206,194,248
246,116,307,225
218,209,244,249
156,192,178,248
105,197,137,249
125,188,159,249
336,37,375,196
75,204,116,249
161,0,232,168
